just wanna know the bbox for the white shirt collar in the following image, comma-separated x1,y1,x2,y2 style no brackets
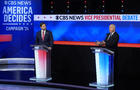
111,32,115,35
41,30,46,35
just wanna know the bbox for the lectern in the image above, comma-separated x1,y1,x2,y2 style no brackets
30,45,52,82
89,47,114,88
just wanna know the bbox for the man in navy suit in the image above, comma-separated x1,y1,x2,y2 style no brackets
96,24,119,87
36,22,53,49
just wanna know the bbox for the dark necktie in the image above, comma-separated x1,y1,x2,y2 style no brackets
107,34,112,40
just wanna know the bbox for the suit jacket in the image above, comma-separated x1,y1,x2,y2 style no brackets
104,32,119,51
36,30,54,47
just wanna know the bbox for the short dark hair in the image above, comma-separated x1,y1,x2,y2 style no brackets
40,22,46,27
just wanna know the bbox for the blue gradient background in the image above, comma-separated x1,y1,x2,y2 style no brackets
0,0,42,58
34,21,140,43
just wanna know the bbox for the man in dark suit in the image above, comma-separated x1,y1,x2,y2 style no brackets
96,24,119,88
36,22,54,49
96,24,119,51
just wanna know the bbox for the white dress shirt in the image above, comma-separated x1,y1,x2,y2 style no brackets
107,32,115,40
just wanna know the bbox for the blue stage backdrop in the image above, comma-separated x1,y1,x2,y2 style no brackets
34,15,140,47
34,21,140,43
0,0,42,58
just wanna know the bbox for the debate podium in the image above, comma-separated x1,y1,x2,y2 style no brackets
30,45,52,82
89,47,114,88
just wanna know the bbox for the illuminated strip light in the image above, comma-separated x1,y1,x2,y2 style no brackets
118,43,140,48
0,58,34,61
34,14,140,21
54,41,140,48
0,68,34,71
0,34,12,42
95,52,100,84
54,41,97,46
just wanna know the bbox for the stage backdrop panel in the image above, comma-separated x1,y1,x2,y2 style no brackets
34,14,140,47
0,0,42,58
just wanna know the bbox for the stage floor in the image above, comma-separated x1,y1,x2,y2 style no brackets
0,59,138,90
0,84,65,90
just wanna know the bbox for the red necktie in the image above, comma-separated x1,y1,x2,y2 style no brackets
42,31,45,40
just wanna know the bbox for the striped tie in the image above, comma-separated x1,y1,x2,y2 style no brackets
107,34,111,40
